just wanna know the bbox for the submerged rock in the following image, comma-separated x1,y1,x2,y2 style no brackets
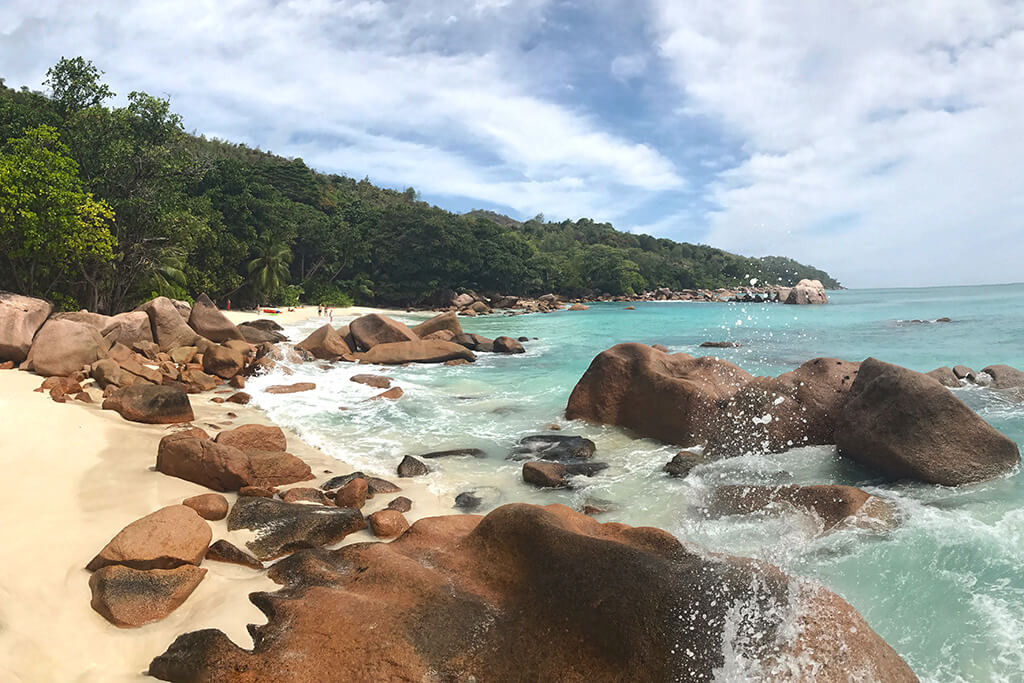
836,358,1020,485
397,455,429,477
706,484,898,533
148,504,916,682
417,448,486,459
350,373,391,389
511,435,597,461
663,451,712,477
226,496,366,560
265,382,316,394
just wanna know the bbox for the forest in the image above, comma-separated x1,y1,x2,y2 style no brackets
0,58,840,314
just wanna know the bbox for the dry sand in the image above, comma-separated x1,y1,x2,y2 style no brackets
222,304,416,327
0,339,449,681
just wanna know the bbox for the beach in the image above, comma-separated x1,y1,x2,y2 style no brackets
0,304,450,681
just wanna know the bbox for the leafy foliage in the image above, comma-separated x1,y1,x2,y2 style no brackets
0,59,840,312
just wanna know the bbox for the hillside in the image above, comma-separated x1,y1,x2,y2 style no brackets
0,58,840,313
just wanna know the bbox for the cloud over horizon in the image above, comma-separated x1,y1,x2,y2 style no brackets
2,0,1022,287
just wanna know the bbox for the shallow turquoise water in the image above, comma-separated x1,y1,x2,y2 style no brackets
247,284,1024,682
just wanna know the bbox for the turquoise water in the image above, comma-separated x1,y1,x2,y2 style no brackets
247,284,1024,682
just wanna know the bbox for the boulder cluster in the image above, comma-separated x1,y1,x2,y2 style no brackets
567,345,1020,487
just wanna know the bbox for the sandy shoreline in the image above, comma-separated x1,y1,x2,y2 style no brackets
0,304,450,681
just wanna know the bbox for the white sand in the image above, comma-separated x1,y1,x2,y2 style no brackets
0,360,449,681
222,304,419,327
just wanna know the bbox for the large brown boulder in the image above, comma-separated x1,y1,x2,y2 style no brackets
784,279,828,305
156,433,313,492
835,358,1020,485
215,424,287,453
703,358,861,457
29,319,108,377
294,324,352,360
493,336,525,354
188,293,243,343
102,384,194,424
137,297,200,351
86,505,212,571
707,485,897,533
225,496,367,560
981,364,1024,390
566,344,753,446
90,564,207,628
149,504,916,682
411,312,463,339
348,313,418,350
202,343,245,379
0,291,52,362
357,340,476,365
101,311,154,347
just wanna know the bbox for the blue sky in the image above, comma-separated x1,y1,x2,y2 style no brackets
2,0,1023,287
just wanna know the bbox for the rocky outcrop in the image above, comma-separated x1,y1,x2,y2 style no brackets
156,433,313,491
137,297,199,351
188,293,243,343
836,358,1020,485
566,344,753,447
358,340,476,365
29,319,108,377
784,279,828,305
225,496,366,560
102,384,195,424
87,505,211,571
295,324,352,360
148,504,916,682
202,343,246,379
706,485,897,532
90,564,207,628
411,312,462,339
0,292,52,362
349,314,418,350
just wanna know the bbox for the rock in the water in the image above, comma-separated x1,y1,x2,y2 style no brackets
157,433,313,491
357,340,476,365
148,504,916,682
451,333,494,352
411,312,463,339
417,448,486,459
952,365,975,381
368,509,409,538
663,451,711,477
981,364,1024,390
700,341,741,348
0,292,52,362
103,384,195,424
215,424,287,453
226,496,366,560
295,324,352,360
566,343,753,447
349,314,418,350
188,293,243,343
349,373,391,389
90,564,206,628
87,505,211,571
493,336,525,354
137,297,199,351
926,366,960,388
706,484,897,532
205,539,263,570
397,455,429,477
368,387,404,400
29,319,108,377
522,461,569,488
836,358,1020,485
453,487,501,512
265,382,316,394
182,493,229,521
512,435,596,461
333,478,368,509
568,303,589,310
784,279,828,305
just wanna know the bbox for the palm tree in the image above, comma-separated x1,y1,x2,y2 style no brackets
148,248,188,297
247,237,292,305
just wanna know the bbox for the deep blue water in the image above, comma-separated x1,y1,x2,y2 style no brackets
247,284,1024,682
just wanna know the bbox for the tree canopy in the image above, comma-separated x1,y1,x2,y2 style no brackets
0,58,840,313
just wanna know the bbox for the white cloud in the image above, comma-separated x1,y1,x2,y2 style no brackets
0,0,682,224
652,0,1024,286
610,53,648,82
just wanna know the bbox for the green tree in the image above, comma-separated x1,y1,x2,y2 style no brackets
0,125,115,299
44,57,114,115
247,237,292,305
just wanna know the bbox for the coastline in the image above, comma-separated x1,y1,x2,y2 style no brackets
0,305,450,681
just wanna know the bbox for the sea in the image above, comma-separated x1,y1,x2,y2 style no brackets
245,284,1024,682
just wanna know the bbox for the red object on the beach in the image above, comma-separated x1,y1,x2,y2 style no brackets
227,299,231,310
263,309,281,314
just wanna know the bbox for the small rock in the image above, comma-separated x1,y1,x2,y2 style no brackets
350,374,392,389
493,336,525,354
387,496,412,513
333,478,368,509
699,341,741,348
226,391,251,404
205,539,263,570
397,455,429,477
280,487,332,505
663,451,711,478
417,448,486,459
239,486,276,498
952,365,975,381
367,387,404,400
511,435,596,461
265,382,316,394
182,493,229,521
368,509,409,539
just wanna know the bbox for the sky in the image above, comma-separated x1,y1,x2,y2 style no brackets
2,0,1023,288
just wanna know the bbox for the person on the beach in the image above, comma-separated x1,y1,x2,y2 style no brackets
226,298,231,311
318,304,322,316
